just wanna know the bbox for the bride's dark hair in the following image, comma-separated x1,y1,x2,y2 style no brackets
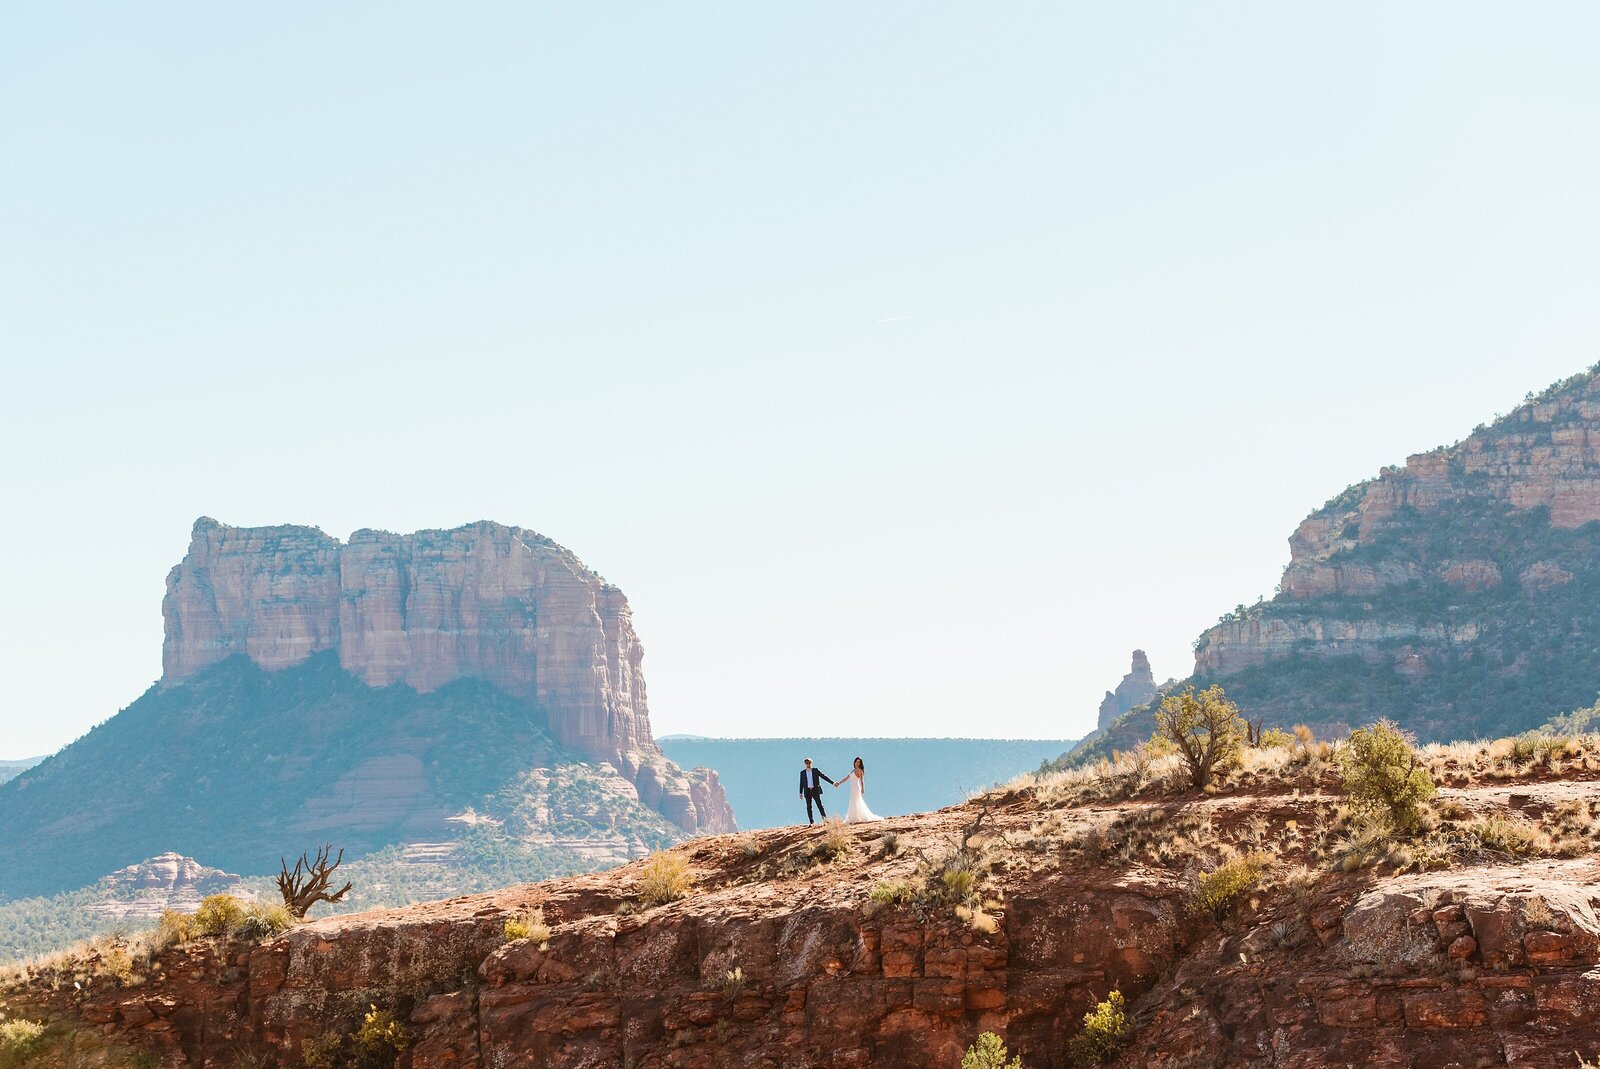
854,756,864,771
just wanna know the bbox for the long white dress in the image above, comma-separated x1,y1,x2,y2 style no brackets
842,770,882,823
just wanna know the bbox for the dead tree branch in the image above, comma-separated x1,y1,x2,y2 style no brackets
277,844,353,919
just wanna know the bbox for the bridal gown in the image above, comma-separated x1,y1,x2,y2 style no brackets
843,771,882,823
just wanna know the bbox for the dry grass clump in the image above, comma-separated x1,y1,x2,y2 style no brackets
192,895,293,940
721,966,746,1001
1460,814,1556,858
809,819,854,863
864,878,919,915
503,906,551,947
637,851,695,907
1421,732,1600,786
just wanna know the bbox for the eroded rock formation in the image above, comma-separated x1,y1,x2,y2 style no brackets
85,853,249,921
1097,650,1158,731
1184,366,1600,741
164,519,654,763
160,517,732,835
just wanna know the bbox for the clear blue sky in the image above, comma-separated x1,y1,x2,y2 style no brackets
3,4,1599,759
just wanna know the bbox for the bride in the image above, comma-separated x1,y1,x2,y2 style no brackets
834,756,881,823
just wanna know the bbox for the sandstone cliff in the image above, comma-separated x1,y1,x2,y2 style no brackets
15,745,1600,1068
161,518,731,836
165,519,654,765
1184,366,1600,741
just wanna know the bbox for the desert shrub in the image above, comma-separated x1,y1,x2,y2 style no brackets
238,902,294,940
1342,720,1435,833
153,909,194,951
1068,990,1132,1066
193,894,247,937
1331,814,1448,871
504,906,551,946
637,852,695,907
95,939,138,986
1464,814,1551,857
810,819,853,863
1257,727,1295,749
0,1019,47,1064
300,1006,409,1069
956,902,1001,934
866,879,919,914
300,1032,344,1069
1188,852,1268,919
877,831,901,855
353,1005,409,1068
962,1031,1023,1069
1153,685,1244,788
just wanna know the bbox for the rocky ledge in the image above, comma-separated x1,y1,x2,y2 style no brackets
12,752,1600,1068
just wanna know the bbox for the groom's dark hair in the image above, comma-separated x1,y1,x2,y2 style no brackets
804,758,812,765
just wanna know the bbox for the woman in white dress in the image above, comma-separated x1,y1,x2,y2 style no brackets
835,756,881,823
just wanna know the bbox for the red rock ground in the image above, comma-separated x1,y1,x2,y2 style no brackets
8,762,1600,1069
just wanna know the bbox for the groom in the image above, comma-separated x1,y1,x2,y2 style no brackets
799,758,836,825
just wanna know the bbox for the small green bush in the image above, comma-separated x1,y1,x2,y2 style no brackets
1068,990,1132,1066
1188,852,1268,919
354,1004,409,1068
300,1033,343,1069
867,879,918,908
193,894,246,936
1465,814,1551,857
0,1019,47,1065
1342,720,1435,833
637,851,695,907
1257,727,1295,749
961,1031,1023,1069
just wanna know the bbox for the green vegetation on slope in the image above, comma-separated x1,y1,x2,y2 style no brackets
1199,497,1600,743
0,652,679,901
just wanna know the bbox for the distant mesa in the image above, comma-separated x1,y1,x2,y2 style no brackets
0,518,733,901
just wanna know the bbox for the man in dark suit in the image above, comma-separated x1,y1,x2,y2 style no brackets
799,758,835,825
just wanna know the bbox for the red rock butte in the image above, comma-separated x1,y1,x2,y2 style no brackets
162,517,733,835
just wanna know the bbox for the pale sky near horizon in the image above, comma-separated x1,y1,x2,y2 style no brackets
4,4,1600,759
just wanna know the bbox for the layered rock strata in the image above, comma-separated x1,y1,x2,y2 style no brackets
1182,366,1600,740
161,518,732,835
20,778,1600,1068
84,854,249,921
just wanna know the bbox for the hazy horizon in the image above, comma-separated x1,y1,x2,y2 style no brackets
5,4,1600,759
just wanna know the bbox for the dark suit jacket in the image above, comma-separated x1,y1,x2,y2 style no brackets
799,768,835,794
